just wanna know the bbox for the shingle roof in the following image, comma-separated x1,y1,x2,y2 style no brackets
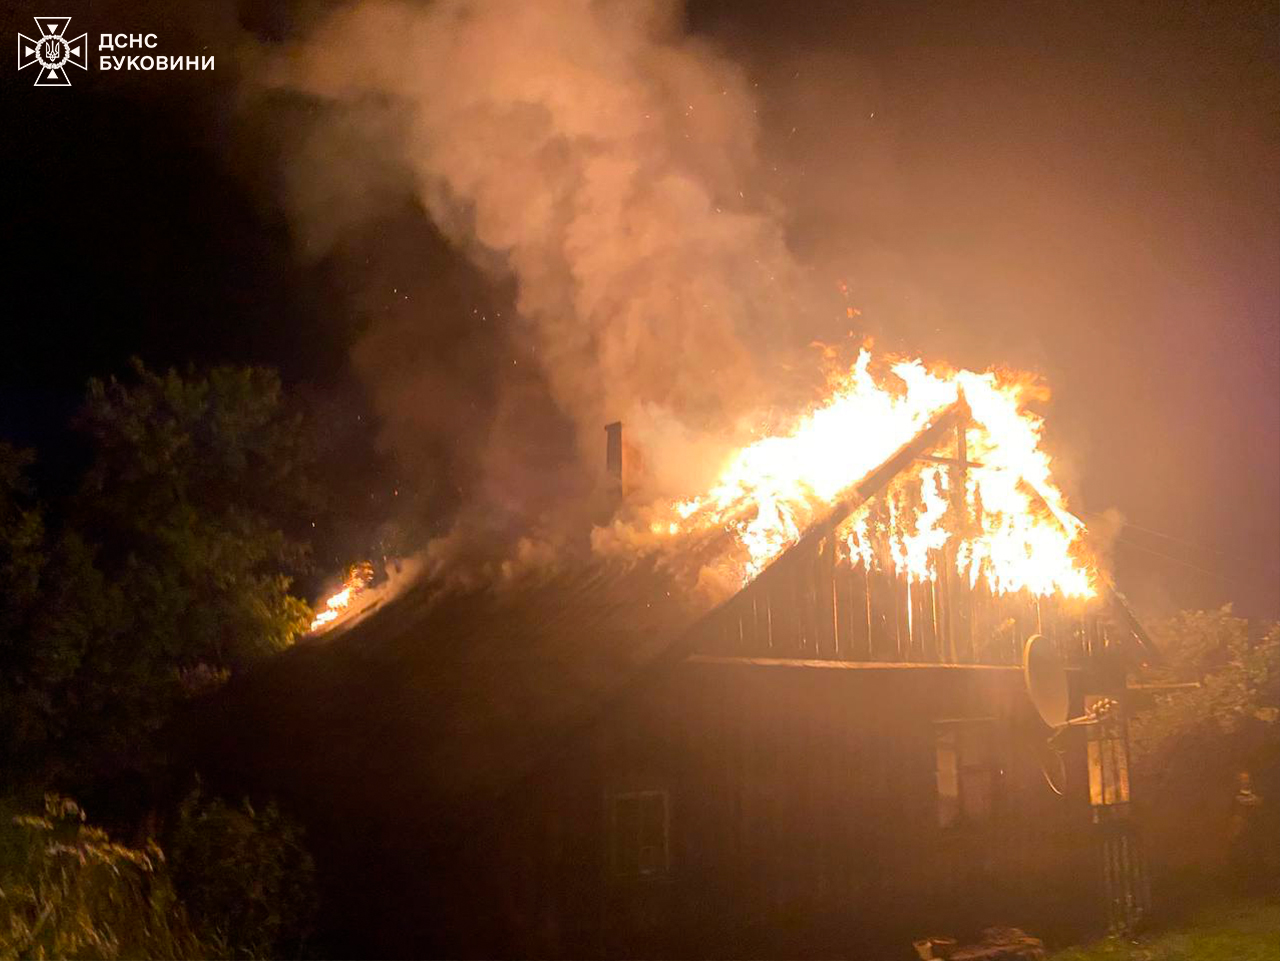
192,552,710,833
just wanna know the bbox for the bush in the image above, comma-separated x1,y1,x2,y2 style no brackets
0,794,212,960
168,786,316,959
1128,607,1280,880
1130,607,1279,785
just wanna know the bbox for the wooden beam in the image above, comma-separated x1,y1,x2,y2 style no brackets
916,453,986,468
1107,587,1162,664
791,398,968,551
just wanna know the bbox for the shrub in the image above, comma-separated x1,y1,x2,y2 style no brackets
168,786,316,959
1128,608,1280,880
0,794,212,960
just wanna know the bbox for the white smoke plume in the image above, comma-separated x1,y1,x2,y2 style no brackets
267,0,809,523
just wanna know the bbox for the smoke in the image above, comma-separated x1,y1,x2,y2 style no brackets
263,0,810,540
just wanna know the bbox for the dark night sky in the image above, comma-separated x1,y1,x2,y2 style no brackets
4,0,1278,617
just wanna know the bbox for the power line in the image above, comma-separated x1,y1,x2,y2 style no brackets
1080,508,1279,581
1078,508,1224,557
1115,537,1227,580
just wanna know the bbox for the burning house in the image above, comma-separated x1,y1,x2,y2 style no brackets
193,352,1155,958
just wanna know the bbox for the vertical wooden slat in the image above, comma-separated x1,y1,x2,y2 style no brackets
754,592,767,654
984,581,998,664
822,537,839,659
774,566,791,656
907,579,922,661
867,564,881,661
861,562,873,661
771,568,789,656
868,565,891,662
931,550,949,662
904,580,916,661
969,577,985,661
799,555,813,656
825,547,838,660
765,587,774,652
955,575,974,663
810,542,826,657
787,559,803,656
794,557,809,657
938,547,955,662
898,575,909,663
836,559,852,660
920,578,938,662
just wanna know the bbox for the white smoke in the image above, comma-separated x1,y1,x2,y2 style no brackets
267,0,806,511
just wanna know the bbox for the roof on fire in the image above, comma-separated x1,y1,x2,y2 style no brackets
190,396,1151,842
193,402,954,803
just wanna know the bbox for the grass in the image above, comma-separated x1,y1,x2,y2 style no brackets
1050,899,1280,961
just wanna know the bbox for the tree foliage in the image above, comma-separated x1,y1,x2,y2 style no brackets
0,445,120,779
0,364,325,956
77,360,315,671
1129,606,1280,783
0,362,317,786
1128,606,1280,875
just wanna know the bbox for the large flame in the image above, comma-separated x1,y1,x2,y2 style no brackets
609,349,1095,599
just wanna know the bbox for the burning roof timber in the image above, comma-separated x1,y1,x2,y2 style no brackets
679,395,1158,669
595,348,1100,602
303,347,1156,665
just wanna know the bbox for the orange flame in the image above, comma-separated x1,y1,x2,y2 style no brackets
608,349,1095,599
309,562,374,632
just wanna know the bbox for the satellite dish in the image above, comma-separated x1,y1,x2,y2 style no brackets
1033,736,1068,796
1023,633,1070,728
1022,634,1123,797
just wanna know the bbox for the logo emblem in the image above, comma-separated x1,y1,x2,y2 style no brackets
18,17,87,86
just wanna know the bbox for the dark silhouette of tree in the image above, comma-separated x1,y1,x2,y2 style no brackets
0,362,316,790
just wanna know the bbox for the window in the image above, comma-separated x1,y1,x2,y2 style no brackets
935,719,998,828
608,790,669,877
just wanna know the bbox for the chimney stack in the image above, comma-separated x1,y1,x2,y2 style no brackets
604,421,623,498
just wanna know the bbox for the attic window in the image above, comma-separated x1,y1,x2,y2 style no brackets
935,719,998,828
609,790,669,877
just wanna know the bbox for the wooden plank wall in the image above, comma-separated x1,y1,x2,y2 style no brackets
700,530,1109,669
517,661,1107,958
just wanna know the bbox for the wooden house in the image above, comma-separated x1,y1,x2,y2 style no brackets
192,398,1154,958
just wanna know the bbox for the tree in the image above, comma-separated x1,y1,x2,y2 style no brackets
0,444,121,780
0,362,318,788
77,360,315,672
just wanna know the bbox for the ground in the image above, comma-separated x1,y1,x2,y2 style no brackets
1049,899,1280,961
